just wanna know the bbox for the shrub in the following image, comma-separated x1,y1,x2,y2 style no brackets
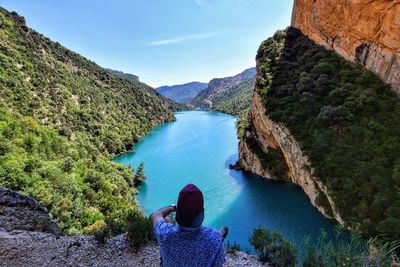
225,241,242,255
126,211,154,251
250,227,297,266
303,227,400,267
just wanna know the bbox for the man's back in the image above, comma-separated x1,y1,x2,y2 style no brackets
154,220,225,267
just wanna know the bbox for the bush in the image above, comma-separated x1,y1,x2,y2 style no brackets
225,241,242,255
303,227,400,267
126,210,154,251
93,209,154,251
250,227,297,266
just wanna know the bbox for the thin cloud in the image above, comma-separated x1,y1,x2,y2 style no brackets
194,0,210,6
148,33,219,46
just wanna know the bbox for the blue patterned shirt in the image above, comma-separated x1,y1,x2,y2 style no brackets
154,220,226,267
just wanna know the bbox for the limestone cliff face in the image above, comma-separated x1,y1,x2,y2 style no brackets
239,91,345,225
292,0,400,96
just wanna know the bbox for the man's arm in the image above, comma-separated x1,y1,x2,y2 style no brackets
151,205,176,226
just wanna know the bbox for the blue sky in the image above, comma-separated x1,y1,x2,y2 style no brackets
0,0,294,87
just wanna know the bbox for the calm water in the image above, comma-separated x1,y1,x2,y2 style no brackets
115,111,336,252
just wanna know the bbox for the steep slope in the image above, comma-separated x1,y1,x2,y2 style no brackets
0,8,176,234
291,0,400,96
191,68,256,115
156,82,208,104
239,28,400,240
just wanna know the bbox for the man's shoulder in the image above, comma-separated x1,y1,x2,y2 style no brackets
154,220,177,237
200,226,222,243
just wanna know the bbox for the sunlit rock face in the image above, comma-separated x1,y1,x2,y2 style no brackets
292,0,400,96
238,92,345,225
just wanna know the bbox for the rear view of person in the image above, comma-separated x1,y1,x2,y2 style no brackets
152,184,228,267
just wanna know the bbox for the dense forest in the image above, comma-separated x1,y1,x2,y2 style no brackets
253,27,400,240
0,8,179,235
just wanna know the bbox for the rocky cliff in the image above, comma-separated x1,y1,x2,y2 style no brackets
239,93,344,224
291,0,400,96
238,28,400,239
0,187,60,235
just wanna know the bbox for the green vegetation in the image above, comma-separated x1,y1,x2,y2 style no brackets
303,228,400,267
191,68,256,115
0,8,178,235
0,108,135,235
224,241,242,255
250,227,297,266
214,79,255,115
255,27,400,240
250,226,399,267
93,210,154,251
133,162,146,186
236,108,249,138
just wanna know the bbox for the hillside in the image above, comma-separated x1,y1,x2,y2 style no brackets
238,27,400,240
156,82,208,104
0,8,177,235
105,68,139,83
191,68,256,115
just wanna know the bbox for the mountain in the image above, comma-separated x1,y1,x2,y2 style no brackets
156,82,208,104
238,27,400,241
0,8,178,234
105,68,139,83
191,68,256,115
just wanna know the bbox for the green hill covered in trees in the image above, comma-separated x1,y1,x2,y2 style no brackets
248,27,400,240
0,8,178,235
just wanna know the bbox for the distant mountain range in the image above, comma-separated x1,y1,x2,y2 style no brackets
191,68,256,115
156,82,208,104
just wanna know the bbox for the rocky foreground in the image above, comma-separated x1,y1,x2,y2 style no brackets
0,229,263,267
0,187,264,267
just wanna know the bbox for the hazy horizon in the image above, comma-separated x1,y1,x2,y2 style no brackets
1,0,293,87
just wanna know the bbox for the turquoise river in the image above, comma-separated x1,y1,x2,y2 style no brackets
115,111,336,252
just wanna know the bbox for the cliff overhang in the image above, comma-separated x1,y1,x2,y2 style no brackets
292,0,400,96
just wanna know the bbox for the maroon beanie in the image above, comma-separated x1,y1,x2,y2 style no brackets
175,184,204,227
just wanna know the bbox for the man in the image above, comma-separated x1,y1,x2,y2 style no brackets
152,184,228,267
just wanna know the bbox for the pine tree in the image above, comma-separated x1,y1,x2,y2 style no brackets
133,162,146,186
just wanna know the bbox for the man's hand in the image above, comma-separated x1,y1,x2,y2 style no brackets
151,205,176,226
